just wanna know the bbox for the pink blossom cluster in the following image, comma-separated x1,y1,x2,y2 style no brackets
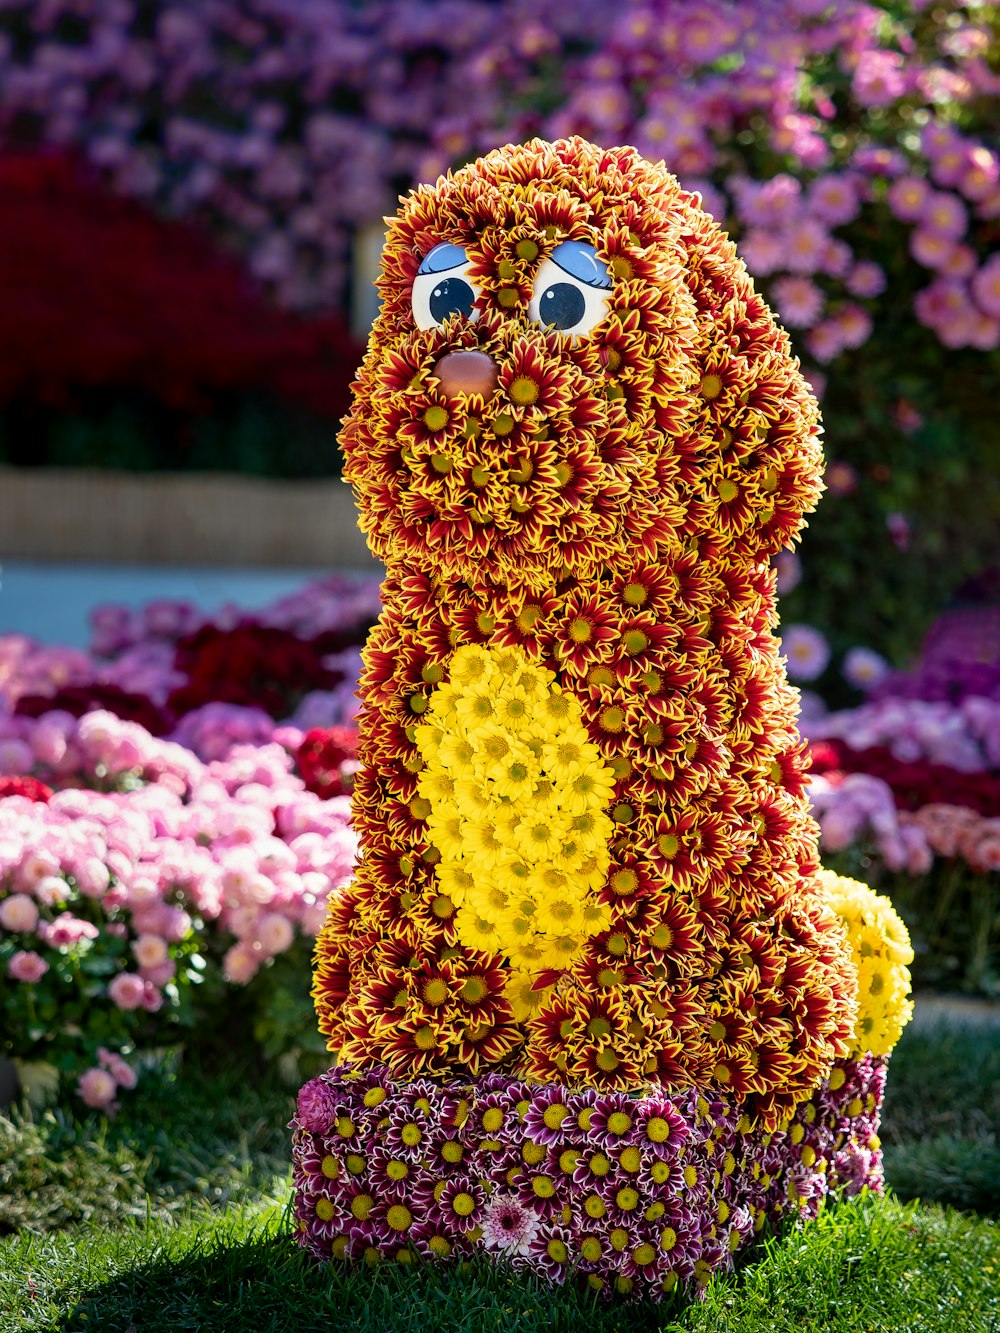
806,771,1000,877
807,771,934,875
1,1,995,363
534,1,1000,359
899,803,1000,875
1,708,357,1110
0,0,608,311
88,575,380,659
0,572,378,731
804,694,1000,773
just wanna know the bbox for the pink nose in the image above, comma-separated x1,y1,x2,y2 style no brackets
433,349,499,398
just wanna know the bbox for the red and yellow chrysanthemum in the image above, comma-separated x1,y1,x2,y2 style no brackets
312,136,870,1128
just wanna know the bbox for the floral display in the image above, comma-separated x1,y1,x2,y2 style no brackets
1,574,379,738
299,136,914,1297
0,579,379,1108
0,1,994,664
291,1048,890,1297
0,710,358,1108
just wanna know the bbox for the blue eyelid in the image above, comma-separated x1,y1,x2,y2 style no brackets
417,243,468,275
550,241,612,290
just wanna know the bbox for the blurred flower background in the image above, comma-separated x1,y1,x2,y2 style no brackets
1,0,998,1110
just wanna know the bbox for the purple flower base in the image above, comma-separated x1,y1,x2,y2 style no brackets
290,1056,887,1301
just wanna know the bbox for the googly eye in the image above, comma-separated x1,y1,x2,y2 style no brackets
527,240,612,339
412,243,481,331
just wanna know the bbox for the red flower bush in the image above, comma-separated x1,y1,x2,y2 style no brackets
0,152,357,419
808,737,1000,818
0,775,53,803
14,684,172,737
296,727,359,800
167,624,341,719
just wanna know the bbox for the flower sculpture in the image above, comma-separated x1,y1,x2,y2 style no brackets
293,137,913,1298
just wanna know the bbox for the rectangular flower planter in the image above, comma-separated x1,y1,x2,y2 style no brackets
0,467,376,568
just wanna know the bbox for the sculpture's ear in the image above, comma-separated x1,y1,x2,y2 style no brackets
671,194,824,563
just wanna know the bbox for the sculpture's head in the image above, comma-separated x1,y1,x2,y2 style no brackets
343,137,822,591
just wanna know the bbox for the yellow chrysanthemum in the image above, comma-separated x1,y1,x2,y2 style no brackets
505,968,552,1021
414,642,616,995
821,870,914,1057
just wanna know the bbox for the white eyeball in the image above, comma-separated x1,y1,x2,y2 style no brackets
412,243,481,331
527,240,612,339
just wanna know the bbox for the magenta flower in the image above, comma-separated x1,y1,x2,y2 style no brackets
771,275,824,328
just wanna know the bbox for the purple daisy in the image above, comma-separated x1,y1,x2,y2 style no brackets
588,1092,642,1149
522,1086,575,1146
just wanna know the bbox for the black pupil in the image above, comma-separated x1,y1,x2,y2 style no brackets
429,277,475,323
541,282,586,330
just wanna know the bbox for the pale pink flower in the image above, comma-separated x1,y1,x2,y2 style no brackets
782,624,831,681
480,1194,541,1257
35,875,71,908
0,893,39,933
918,191,968,238
73,857,111,899
140,959,176,987
739,229,786,276
806,319,845,363
846,261,886,298
910,228,955,270
78,1067,117,1109
806,174,860,227
852,49,907,107
257,912,295,956
834,303,873,349
781,218,829,275
39,912,99,948
842,647,890,692
939,244,976,280
108,971,146,1010
8,949,49,982
98,1048,138,1090
17,849,61,890
132,933,170,969
223,941,260,984
887,176,932,223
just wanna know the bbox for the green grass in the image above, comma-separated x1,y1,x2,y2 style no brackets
1,1020,997,1330
0,1196,996,1333
880,1018,999,1215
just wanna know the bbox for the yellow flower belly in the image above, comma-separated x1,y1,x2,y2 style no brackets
413,644,616,1019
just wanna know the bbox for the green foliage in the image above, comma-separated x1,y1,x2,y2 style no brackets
0,393,345,480
0,1196,996,1333
1,1020,997,1329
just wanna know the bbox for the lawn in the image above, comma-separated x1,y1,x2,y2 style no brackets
2,1018,997,1332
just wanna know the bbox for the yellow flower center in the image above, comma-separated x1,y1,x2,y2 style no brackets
386,1205,413,1232
509,376,540,406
